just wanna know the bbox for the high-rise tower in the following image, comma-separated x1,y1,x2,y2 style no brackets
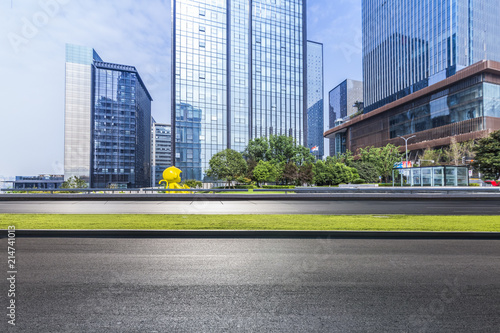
64,44,152,188
363,0,500,112
172,0,307,180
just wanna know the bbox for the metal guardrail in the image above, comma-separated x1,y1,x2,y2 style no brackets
1,186,499,195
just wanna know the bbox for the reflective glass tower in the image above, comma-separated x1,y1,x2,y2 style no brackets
172,0,307,180
328,79,363,156
306,41,323,159
363,0,500,113
64,44,152,188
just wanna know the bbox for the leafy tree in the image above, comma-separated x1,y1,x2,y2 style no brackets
358,144,401,182
292,145,316,166
246,159,258,179
326,150,355,167
353,161,379,183
297,163,314,186
443,139,476,165
61,176,88,189
313,161,358,186
244,137,269,162
252,160,278,186
417,148,443,166
206,149,247,188
268,134,296,163
312,160,330,186
472,130,500,180
281,162,298,185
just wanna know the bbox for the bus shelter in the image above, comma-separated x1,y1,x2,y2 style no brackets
392,166,469,187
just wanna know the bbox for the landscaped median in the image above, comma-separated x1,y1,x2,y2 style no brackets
1,214,500,232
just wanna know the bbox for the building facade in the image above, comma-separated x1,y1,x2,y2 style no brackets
306,41,324,159
151,120,172,186
65,44,152,188
172,0,307,180
12,175,64,190
328,79,363,155
325,61,500,156
363,0,500,113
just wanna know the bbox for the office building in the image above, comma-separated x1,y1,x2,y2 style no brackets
12,175,64,190
325,60,500,155
307,41,324,159
65,44,152,188
363,0,500,113
172,0,307,180
325,2,500,157
328,79,362,155
151,120,172,186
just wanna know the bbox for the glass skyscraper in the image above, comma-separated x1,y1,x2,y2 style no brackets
65,44,152,188
306,40,323,159
328,79,363,156
172,0,307,180
363,0,500,113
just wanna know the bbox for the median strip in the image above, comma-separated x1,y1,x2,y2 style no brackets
1,214,500,232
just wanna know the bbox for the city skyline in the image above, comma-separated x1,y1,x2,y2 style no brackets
0,0,362,179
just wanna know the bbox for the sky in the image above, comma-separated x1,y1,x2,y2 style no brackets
0,0,362,180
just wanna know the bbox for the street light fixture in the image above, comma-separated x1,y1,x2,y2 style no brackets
400,135,416,168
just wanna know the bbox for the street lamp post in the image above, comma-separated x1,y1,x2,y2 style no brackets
400,135,416,167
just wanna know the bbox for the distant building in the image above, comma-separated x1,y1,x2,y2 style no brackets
307,41,324,159
151,120,172,186
64,44,152,188
172,0,307,180
328,79,363,156
13,175,64,190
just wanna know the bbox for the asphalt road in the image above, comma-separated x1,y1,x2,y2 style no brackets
1,238,499,332
1,199,500,214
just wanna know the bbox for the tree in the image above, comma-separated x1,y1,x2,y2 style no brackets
281,162,298,185
244,137,269,162
472,130,500,180
326,150,355,167
297,163,314,186
252,160,278,186
417,148,442,166
358,144,401,182
268,134,296,163
443,139,476,165
61,176,88,189
353,161,379,183
206,149,247,188
313,161,358,186
292,145,316,166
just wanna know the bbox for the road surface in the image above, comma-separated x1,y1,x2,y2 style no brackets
1,199,499,214
1,237,499,332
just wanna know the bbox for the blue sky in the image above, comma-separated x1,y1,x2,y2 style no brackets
0,0,361,179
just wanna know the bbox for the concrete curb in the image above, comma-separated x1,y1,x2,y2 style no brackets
1,193,500,201
2,229,500,239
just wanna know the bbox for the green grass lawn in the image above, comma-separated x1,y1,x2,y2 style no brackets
1,214,499,232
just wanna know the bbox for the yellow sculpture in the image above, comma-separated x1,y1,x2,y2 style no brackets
159,166,191,193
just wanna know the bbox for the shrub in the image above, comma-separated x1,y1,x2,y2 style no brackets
261,185,295,189
183,179,202,188
468,183,480,187
352,178,366,184
234,185,256,189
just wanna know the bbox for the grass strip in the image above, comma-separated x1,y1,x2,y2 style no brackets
1,214,500,232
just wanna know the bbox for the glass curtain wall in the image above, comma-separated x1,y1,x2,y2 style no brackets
64,44,102,184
